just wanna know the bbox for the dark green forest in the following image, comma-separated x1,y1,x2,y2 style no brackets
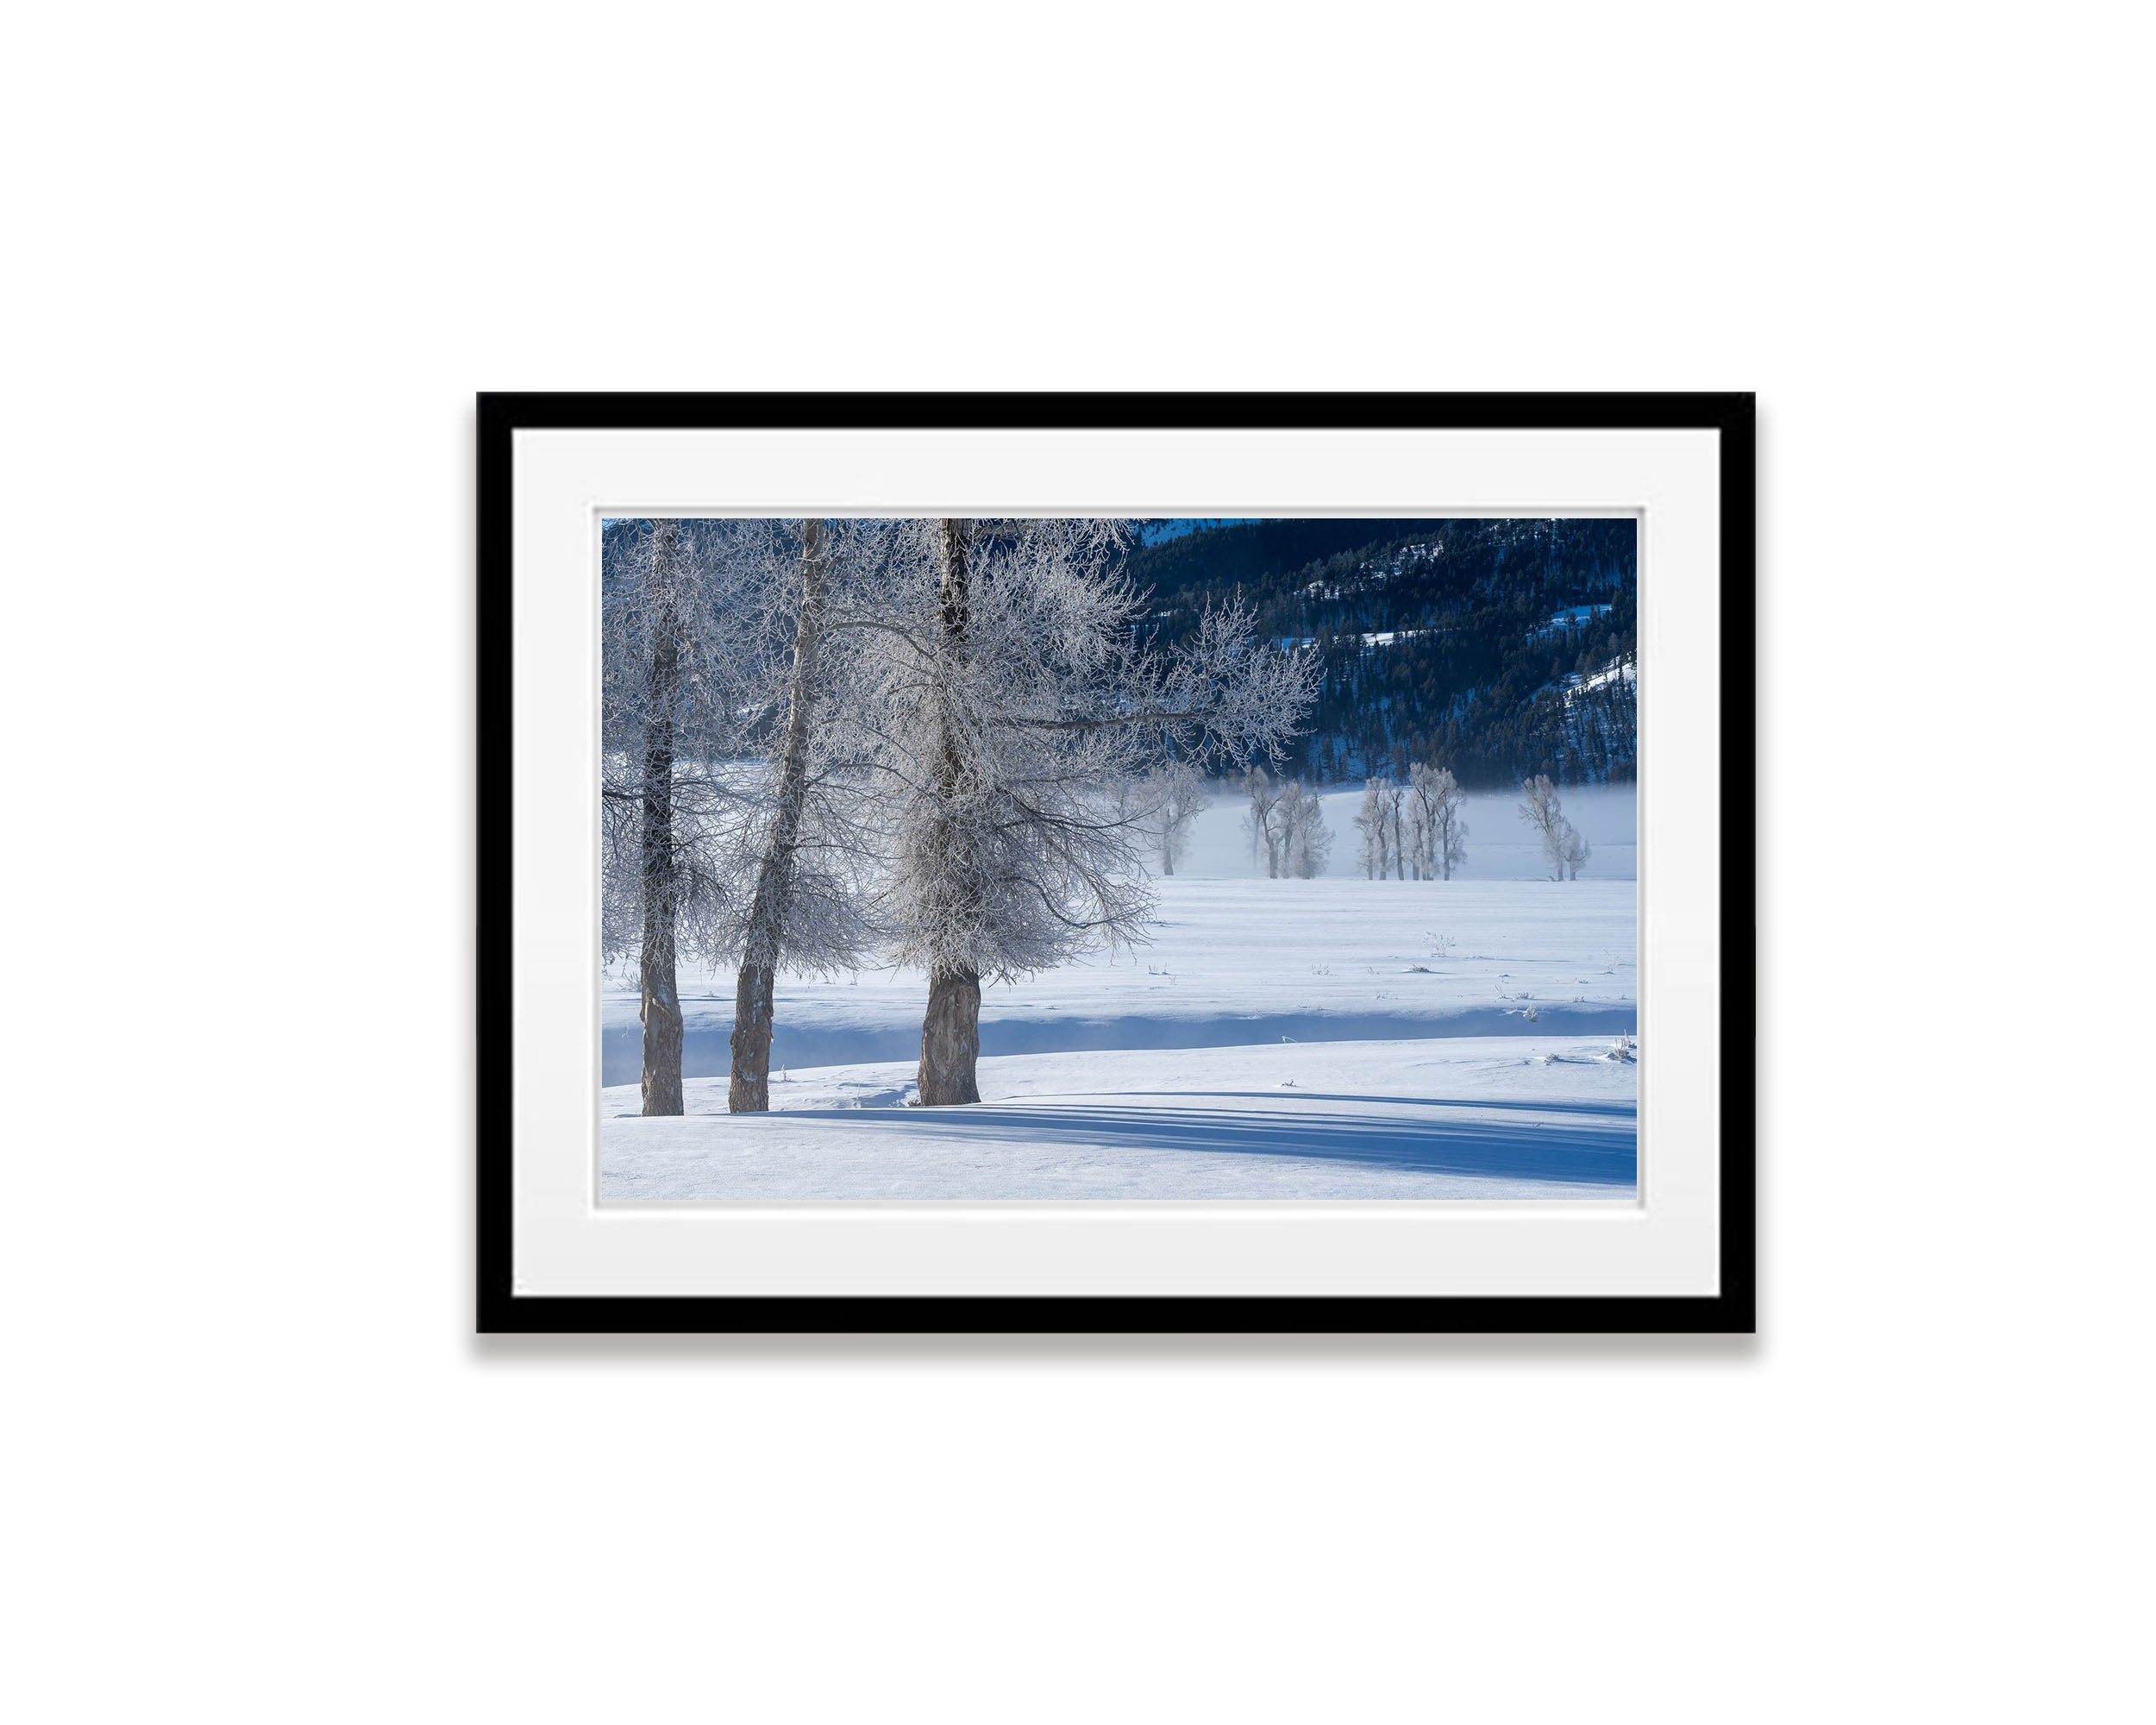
1121,518,1638,789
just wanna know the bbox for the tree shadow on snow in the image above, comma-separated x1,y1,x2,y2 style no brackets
774,1098,1636,1189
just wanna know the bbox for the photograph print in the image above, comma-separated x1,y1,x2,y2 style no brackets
602,514,1639,1201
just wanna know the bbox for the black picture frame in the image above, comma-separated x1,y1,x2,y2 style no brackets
478,392,1755,1333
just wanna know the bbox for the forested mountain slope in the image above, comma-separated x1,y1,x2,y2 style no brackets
1121,518,1637,787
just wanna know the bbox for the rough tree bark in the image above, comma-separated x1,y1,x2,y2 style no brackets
638,521,686,1117
918,963,982,1106
729,519,830,1113
918,518,983,1106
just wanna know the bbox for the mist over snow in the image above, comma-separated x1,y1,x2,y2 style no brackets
1173,781,1636,881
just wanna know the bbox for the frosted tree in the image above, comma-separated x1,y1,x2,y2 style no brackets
1145,758,1211,876
1104,772,1147,834
1518,773,1586,881
1519,773,1564,877
852,519,1317,1103
724,520,887,1112
1409,762,1468,881
1353,779,1386,879
1279,780,1332,878
633,522,691,1113
1383,779,1408,880
600,519,772,1115
1243,765,1285,878
1558,821,1592,880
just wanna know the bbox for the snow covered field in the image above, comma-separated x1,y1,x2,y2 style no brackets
603,1038,1636,1200
600,785,1637,1200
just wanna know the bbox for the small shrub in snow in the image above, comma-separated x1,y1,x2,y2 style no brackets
1521,1004,1540,1022
1607,1034,1636,1063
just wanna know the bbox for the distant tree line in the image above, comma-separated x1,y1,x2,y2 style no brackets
1239,766,1332,878
1353,763,1470,881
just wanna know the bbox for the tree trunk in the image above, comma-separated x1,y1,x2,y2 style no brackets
918,965,982,1105
639,523,685,1117
730,519,830,1113
916,519,984,1105
728,960,774,1107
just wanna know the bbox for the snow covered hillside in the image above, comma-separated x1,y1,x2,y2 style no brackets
1124,517,1640,786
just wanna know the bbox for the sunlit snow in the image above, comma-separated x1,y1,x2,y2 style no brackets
601,787,1637,1200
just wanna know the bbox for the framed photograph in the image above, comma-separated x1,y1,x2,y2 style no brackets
478,393,1754,1332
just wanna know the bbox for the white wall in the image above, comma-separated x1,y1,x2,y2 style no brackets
3,9,2143,1723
